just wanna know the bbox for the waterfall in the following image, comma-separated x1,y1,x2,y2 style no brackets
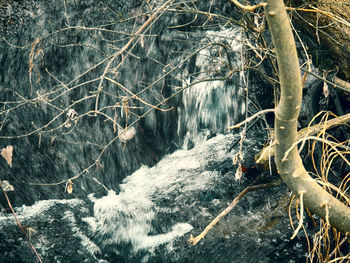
0,1,310,262
0,0,249,205
177,28,246,147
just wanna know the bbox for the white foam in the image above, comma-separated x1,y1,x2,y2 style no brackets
85,134,235,253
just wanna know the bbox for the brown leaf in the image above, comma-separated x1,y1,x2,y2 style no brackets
235,165,243,181
322,70,329,98
118,126,136,143
1,145,13,167
66,180,74,194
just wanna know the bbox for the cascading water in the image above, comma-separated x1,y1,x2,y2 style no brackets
0,0,311,262
177,28,246,147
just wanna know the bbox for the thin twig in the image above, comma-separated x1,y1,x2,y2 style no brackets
230,0,267,12
256,112,350,167
282,136,350,165
188,179,282,245
94,0,175,113
1,186,43,263
227,108,274,130
291,191,305,240
105,77,173,111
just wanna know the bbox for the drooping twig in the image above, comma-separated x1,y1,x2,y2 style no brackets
282,135,350,165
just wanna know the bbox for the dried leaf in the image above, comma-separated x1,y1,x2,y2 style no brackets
140,35,144,48
64,121,72,128
235,165,243,181
322,71,329,98
24,226,37,242
1,145,13,167
121,98,129,121
118,126,136,143
67,109,78,119
38,133,42,148
66,180,74,194
232,154,239,165
65,109,78,128
0,180,14,192
323,83,329,98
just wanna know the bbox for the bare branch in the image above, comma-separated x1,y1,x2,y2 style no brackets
230,0,267,12
227,108,274,130
188,180,282,245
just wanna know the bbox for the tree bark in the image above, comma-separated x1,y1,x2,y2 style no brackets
266,0,350,233
292,0,350,79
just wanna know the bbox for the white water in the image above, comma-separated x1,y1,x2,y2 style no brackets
84,133,239,254
0,131,305,263
178,28,245,146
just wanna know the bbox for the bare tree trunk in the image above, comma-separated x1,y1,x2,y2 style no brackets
265,0,350,233
292,0,350,79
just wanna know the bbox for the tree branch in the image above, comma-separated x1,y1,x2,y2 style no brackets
266,0,350,233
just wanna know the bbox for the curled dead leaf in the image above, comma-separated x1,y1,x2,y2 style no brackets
118,126,136,143
65,180,74,194
235,165,243,181
0,180,14,192
322,70,329,98
1,145,13,167
65,109,78,128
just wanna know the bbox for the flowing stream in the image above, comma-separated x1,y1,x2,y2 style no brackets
0,1,311,262
0,132,307,263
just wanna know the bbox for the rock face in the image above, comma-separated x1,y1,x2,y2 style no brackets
293,1,350,80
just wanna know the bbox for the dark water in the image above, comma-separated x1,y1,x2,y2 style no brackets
0,0,310,262
0,0,248,205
